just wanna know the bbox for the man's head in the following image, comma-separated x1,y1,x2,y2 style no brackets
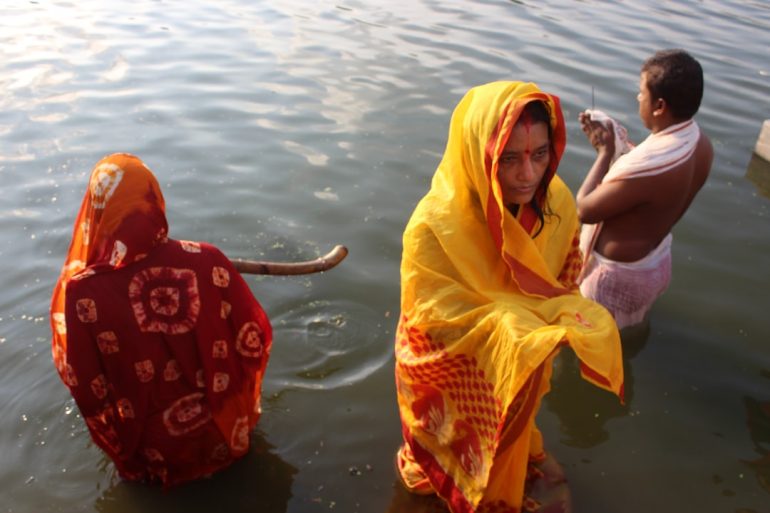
640,49,704,121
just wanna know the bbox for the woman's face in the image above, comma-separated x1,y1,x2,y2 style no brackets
497,119,550,207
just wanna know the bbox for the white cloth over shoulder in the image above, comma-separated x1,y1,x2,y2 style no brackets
578,115,702,260
601,117,701,181
583,109,634,164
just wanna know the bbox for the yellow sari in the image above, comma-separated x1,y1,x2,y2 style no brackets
395,81,624,512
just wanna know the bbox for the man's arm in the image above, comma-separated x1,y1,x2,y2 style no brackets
576,114,648,224
576,113,614,193
576,149,613,216
577,175,650,225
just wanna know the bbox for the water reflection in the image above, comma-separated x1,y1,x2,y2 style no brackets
94,429,296,513
384,483,449,513
270,299,392,390
742,370,770,494
545,325,649,449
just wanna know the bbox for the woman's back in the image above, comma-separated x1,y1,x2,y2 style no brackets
52,154,272,487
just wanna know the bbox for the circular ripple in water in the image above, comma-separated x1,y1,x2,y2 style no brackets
267,298,393,391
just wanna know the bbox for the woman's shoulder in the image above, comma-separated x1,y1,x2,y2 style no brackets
548,175,576,210
167,239,227,259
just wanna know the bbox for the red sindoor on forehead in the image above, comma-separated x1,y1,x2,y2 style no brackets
517,110,533,153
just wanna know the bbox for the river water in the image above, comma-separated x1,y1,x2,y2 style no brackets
2,1,769,512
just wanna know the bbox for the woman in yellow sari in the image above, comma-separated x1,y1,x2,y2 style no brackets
394,81,624,513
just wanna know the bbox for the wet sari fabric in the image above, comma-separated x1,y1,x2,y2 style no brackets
50,153,272,486
395,82,624,512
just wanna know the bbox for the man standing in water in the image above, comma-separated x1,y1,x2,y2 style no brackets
576,49,714,329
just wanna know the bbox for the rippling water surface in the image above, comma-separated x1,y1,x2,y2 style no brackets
2,1,769,512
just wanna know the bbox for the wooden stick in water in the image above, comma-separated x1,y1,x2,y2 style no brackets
231,244,348,275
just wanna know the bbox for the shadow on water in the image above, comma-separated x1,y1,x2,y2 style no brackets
545,322,650,449
384,483,449,513
742,369,770,495
93,429,296,513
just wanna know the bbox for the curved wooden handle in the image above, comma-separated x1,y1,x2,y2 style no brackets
230,245,348,275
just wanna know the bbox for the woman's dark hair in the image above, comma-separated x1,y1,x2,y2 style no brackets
518,100,558,237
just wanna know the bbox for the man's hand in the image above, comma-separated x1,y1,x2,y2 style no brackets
579,111,615,157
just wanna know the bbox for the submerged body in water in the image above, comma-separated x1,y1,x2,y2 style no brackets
50,153,273,487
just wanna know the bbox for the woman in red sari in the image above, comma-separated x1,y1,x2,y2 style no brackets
50,153,272,487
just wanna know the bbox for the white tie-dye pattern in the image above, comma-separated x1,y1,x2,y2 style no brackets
117,398,135,419
212,372,230,392
212,266,230,287
180,240,201,253
235,322,264,358
109,240,127,266
80,221,90,245
230,416,250,452
52,312,67,335
162,393,212,436
70,268,95,281
90,163,124,208
75,298,97,323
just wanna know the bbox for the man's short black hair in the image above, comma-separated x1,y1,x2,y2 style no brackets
642,49,704,120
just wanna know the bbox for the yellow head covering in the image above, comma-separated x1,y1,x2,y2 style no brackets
396,81,623,511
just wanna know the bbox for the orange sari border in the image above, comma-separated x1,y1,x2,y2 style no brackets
402,425,476,513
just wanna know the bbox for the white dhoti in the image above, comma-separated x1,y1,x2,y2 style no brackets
579,234,672,328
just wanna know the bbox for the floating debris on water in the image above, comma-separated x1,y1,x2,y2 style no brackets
313,188,339,201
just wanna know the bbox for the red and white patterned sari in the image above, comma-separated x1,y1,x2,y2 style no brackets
50,153,272,487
